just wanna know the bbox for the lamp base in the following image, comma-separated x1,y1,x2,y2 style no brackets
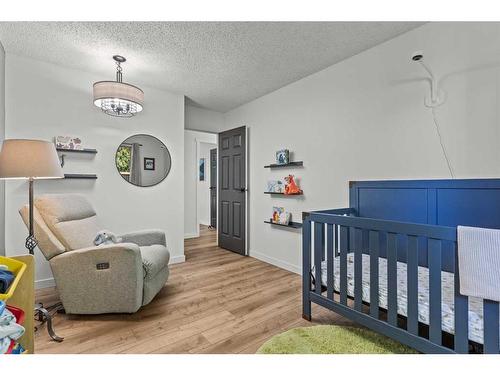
25,235,38,255
34,302,64,342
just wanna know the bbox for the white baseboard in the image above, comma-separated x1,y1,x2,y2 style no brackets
250,250,301,275
35,277,55,290
170,255,186,264
184,233,199,239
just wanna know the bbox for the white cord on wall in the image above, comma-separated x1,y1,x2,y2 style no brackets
411,51,455,179
430,107,455,178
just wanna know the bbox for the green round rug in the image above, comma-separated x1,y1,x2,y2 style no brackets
257,325,418,354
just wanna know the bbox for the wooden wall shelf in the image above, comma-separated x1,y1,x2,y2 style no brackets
64,174,97,179
264,191,303,196
264,220,303,229
264,161,303,168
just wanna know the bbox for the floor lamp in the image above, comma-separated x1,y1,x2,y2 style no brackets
0,139,65,342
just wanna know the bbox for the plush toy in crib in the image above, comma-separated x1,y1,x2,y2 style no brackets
94,230,122,246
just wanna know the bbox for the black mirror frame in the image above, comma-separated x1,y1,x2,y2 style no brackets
115,133,172,187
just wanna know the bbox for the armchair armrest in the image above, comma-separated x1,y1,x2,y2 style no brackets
120,229,166,247
49,243,144,314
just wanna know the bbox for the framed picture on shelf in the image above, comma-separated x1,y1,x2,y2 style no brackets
55,135,83,150
275,149,289,165
144,157,155,171
272,206,291,225
267,179,284,193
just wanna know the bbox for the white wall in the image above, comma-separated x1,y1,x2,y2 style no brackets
222,22,500,273
0,42,4,257
4,54,185,287
197,141,217,226
185,105,224,133
184,130,217,238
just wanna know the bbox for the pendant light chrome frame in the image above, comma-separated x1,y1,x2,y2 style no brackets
93,55,144,118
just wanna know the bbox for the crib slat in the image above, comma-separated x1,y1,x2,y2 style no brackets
369,230,379,318
314,222,324,295
407,235,419,335
302,218,312,320
387,233,398,326
428,238,442,345
335,224,339,257
453,248,469,353
354,228,363,311
483,300,500,354
340,225,349,305
326,224,334,300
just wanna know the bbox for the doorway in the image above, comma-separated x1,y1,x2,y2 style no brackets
184,130,218,239
218,126,247,255
197,141,217,231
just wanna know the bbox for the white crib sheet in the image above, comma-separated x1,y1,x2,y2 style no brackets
320,253,493,344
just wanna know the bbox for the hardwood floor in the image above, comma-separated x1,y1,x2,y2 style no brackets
34,225,349,353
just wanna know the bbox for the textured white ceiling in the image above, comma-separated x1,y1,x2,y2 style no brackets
0,22,423,112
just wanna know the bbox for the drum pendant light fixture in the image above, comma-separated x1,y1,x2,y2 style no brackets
93,55,144,117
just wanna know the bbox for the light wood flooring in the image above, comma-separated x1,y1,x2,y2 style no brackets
35,225,350,353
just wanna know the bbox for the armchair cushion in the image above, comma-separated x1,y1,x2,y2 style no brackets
19,205,66,260
55,216,101,250
35,194,102,250
140,244,170,280
120,230,166,247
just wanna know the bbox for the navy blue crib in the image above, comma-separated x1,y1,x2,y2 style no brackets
302,179,500,354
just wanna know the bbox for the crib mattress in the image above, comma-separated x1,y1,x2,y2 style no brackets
320,253,493,344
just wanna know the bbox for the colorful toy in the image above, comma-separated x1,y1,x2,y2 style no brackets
284,175,302,195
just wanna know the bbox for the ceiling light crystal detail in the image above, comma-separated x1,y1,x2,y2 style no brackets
93,55,144,118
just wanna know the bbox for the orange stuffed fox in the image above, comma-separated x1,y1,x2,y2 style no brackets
284,175,302,195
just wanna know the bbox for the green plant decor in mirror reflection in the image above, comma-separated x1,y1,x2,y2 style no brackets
116,145,132,173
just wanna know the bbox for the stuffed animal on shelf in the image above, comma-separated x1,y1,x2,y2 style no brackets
284,174,303,195
94,230,123,246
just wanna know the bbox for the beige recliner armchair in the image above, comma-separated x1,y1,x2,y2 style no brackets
19,194,170,314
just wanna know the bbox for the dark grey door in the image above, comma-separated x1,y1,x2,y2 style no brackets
218,126,246,255
209,148,217,229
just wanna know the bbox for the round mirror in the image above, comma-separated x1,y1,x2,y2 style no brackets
116,134,172,187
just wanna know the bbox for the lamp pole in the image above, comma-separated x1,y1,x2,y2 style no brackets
25,177,38,255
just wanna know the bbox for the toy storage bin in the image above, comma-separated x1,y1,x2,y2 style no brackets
0,256,27,301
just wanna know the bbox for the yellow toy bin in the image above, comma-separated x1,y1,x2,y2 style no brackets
0,256,27,301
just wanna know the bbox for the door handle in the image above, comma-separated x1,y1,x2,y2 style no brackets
209,187,216,190
239,188,247,192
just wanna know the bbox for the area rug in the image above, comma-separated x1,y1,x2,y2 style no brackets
256,325,418,354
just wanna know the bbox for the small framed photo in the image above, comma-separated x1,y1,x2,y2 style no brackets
276,149,289,165
199,158,205,181
267,179,284,193
144,157,155,171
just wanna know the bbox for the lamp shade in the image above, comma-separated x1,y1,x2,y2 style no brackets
0,139,64,179
93,55,144,118
93,81,144,117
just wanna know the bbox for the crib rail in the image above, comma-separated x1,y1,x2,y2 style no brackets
302,209,500,354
